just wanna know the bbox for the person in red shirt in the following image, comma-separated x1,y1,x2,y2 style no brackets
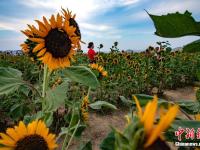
87,42,96,63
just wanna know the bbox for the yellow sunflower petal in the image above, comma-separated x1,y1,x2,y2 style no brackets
35,120,43,135
31,25,47,37
63,20,70,32
143,96,158,135
35,20,47,33
56,13,62,28
0,133,16,147
145,105,179,147
72,14,76,19
21,30,33,37
6,128,19,142
33,43,45,53
36,121,48,137
43,16,51,31
27,120,38,135
0,147,13,150
29,38,45,43
49,15,56,29
37,48,46,57
15,121,27,138
133,95,143,119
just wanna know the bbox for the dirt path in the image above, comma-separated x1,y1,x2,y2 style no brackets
163,86,196,101
67,86,196,150
69,109,129,150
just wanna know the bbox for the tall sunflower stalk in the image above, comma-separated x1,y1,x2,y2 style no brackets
19,8,83,150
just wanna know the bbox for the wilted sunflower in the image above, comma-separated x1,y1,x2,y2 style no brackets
133,95,179,148
0,120,57,150
21,9,80,70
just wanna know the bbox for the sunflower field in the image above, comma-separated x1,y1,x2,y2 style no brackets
1,7,200,150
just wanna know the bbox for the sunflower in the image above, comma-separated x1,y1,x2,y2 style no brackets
0,120,57,150
102,71,108,77
112,59,118,65
81,96,89,123
61,8,81,39
21,9,80,70
133,95,179,148
89,63,108,78
20,43,29,54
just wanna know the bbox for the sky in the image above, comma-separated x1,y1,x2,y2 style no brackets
0,0,200,52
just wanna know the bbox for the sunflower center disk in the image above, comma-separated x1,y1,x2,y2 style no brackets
15,135,48,150
45,28,71,58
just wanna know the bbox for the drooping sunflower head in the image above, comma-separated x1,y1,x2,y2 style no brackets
61,8,81,46
0,120,57,150
132,95,179,149
21,8,80,70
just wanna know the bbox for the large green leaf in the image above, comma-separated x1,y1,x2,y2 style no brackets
89,101,117,110
148,10,200,37
63,66,99,89
133,94,169,107
100,131,115,150
0,67,25,95
44,81,68,112
183,39,200,53
177,101,200,115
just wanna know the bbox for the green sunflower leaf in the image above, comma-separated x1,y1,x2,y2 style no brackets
78,141,92,150
183,39,200,53
148,10,200,37
100,131,115,150
0,67,25,95
44,81,68,112
63,66,99,89
89,101,117,110
133,94,169,107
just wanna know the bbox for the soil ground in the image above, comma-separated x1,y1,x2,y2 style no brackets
66,86,196,150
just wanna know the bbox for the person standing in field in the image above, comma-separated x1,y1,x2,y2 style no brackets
87,42,96,63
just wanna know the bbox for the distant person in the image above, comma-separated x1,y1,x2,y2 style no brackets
87,42,96,63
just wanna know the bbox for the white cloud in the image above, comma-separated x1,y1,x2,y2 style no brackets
130,0,200,21
19,0,141,21
80,23,111,32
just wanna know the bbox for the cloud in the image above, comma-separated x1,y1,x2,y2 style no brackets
80,23,111,32
19,0,141,21
130,0,200,22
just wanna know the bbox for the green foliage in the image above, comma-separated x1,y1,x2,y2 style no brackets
44,81,68,112
148,10,200,37
178,101,200,115
100,119,145,150
0,67,26,95
78,141,92,150
183,39,200,53
89,101,117,110
63,66,100,89
100,131,115,150
133,94,169,107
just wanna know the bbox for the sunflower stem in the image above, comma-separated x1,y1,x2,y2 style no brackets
65,120,80,150
42,64,48,98
41,65,49,111
61,107,75,150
